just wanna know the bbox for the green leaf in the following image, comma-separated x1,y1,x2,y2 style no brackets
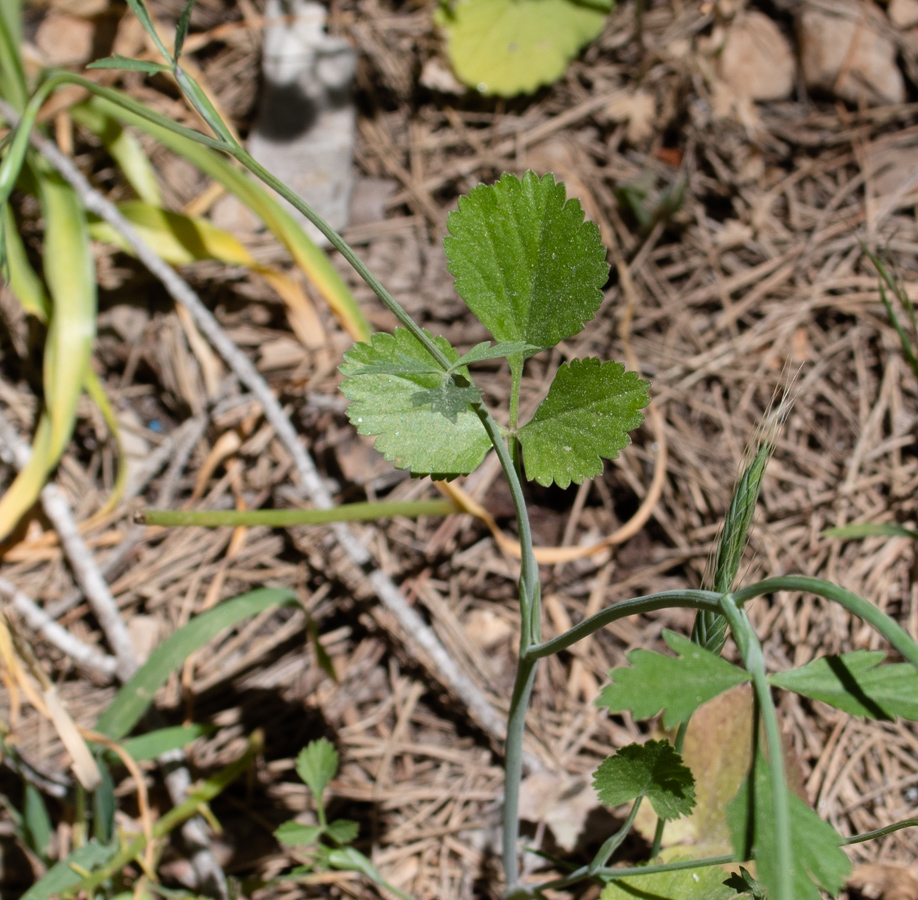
517,358,648,488
326,845,387,885
444,171,609,353
597,632,752,729
22,782,52,860
104,724,216,762
339,328,492,478
296,738,338,802
600,861,736,900
325,819,360,845
723,866,765,899
768,650,918,720
20,841,116,900
86,55,171,76
122,0,171,60
434,0,612,97
451,340,538,369
95,588,299,740
593,740,696,821
824,522,918,541
174,0,195,60
275,821,324,848
727,748,849,900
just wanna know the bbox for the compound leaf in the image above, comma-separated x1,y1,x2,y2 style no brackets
597,632,751,729
517,358,649,488
593,740,696,821
600,861,735,900
768,650,918,720
340,329,491,478
728,748,849,900
444,171,609,354
296,738,338,802
435,0,612,97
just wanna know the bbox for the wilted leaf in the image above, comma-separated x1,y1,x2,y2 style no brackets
435,0,612,97
594,740,695,821
596,631,751,729
444,171,609,354
339,328,491,478
517,358,648,488
768,650,918,720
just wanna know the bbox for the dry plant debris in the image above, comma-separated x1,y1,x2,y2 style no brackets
2,0,918,897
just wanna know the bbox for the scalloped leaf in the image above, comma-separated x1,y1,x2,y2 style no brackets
517,357,649,488
339,328,491,478
600,859,736,900
444,171,609,353
435,0,612,97
593,740,696,821
596,631,752,729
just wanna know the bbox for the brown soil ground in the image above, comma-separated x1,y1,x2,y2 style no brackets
3,0,918,898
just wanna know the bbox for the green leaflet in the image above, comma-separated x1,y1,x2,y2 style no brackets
727,747,849,900
517,358,649,488
339,328,492,478
444,171,609,354
435,0,612,97
593,740,696,821
296,738,338,802
596,631,752,729
768,650,918,720
600,860,735,900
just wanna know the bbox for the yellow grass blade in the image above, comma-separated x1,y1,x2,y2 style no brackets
71,98,371,341
2,201,50,320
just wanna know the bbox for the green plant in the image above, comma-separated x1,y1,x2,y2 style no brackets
5,3,918,899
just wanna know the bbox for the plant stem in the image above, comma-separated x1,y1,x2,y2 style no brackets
525,590,723,660
719,595,793,900
588,796,642,874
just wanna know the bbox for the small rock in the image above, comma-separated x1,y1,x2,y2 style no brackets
889,0,918,28
798,0,905,106
717,11,795,101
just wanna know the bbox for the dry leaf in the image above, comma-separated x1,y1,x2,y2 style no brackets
849,862,918,900
518,771,597,852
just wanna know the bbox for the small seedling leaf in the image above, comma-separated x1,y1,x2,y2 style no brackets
593,740,696,821
596,631,751,728
339,328,491,478
517,358,649,488
723,866,765,899
326,845,387,885
600,861,736,900
727,748,849,900
86,55,171,76
434,0,611,97
296,738,338,801
444,172,609,353
325,819,360,845
109,723,215,762
274,821,324,848
768,650,918,720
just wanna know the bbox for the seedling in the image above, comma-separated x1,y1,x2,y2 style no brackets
5,2,918,898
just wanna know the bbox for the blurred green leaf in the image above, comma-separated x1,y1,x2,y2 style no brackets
275,821,323,848
296,738,338,802
22,782,52,861
594,740,696,821
103,723,216,763
21,841,116,900
87,55,171,76
825,522,918,541
600,860,735,900
326,818,359,845
96,588,299,740
434,0,611,97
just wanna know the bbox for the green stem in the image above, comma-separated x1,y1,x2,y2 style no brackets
730,576,918,670
588,796,642,874
719,595,793,900
844,817,918,844
525,590,724,660
141,499,457,528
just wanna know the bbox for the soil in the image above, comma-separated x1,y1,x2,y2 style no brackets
3,0,918,898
